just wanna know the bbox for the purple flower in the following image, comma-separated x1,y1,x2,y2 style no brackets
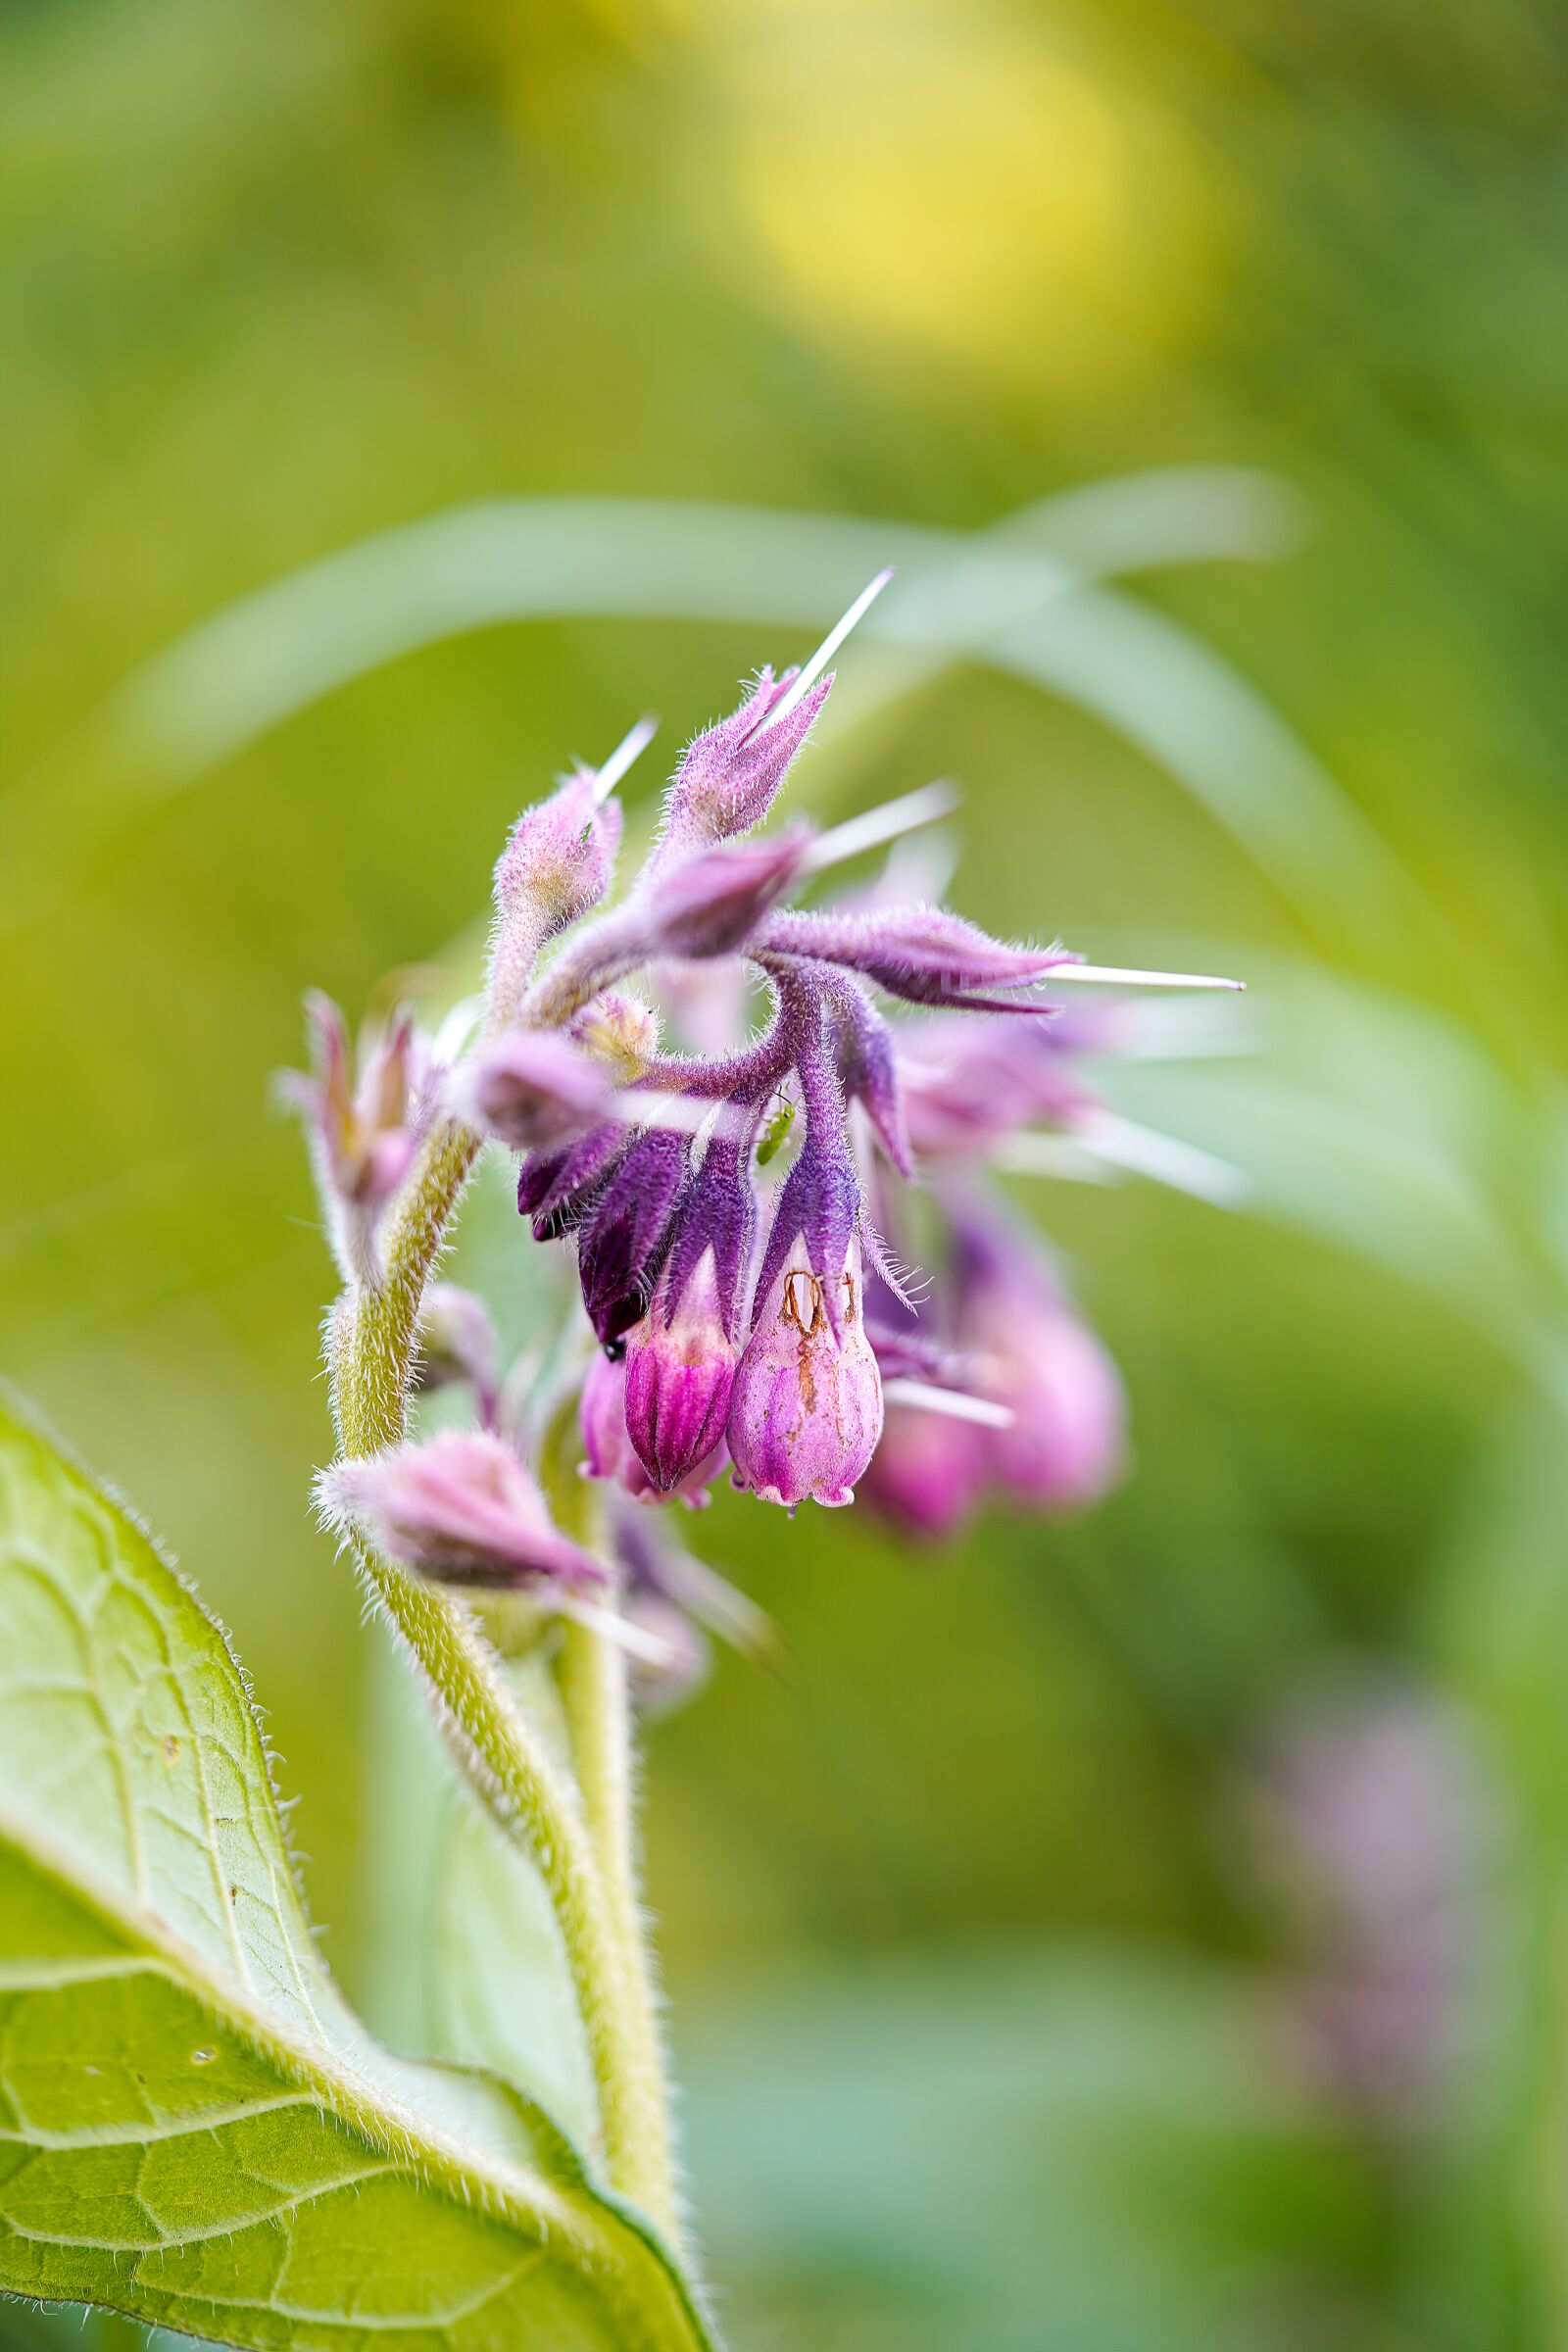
494,769,622,940
460,1029,613,1152
659,670,834,856
302,586,1237,1553
858,1196,1124,1540
574,1125,691,1345
280,995,436,1282
580,1344,724,1508
1249,1683,1494,2123
760,905,1071,1009
413,1284,501,1427
318,1429,603,1591
727,1039,883,1510
954,1200,1125,1511
858,1401,989,1541
623,1133,757,1492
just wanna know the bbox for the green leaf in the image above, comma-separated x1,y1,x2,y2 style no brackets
0,1397,714,2352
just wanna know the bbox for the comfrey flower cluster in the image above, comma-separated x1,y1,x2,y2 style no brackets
296,575,1240,1696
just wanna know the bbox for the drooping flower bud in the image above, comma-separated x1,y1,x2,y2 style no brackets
659,670,834,857
318,1429,603,1590
279,995,435,1284
517,1119,629,1239
643,831,813,959
898,1013,1093,1161
460,1029,613,1152
624,1592,712,1716
412,1283,501,1426
955,1201,1125,1510
487,770,623,1024
858,1400,990,1541
827,978,912,1175
760,905,1069,1009
727,1083,883,1509
624,1132,756,1492
575,1126,690,1344
579,1343,723,1507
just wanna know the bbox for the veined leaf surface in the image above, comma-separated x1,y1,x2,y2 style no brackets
0,1399,713,2352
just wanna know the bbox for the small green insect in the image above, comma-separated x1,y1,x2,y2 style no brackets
756,1097,796,1167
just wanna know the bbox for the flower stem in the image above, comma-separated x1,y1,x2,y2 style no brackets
557,1608,678,2230
328,1115,681,2241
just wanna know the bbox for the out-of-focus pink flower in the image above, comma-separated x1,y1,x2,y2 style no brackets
1250,1684,1494,2123
413,1284,501,1427
280,995,437,1283
318,1428,602,1591
459,1029,613,1152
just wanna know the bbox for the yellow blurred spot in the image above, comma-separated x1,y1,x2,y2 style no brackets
685,0,1223,392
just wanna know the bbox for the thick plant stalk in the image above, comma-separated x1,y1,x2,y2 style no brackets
557,1598,678,2232
328,1115,681,2240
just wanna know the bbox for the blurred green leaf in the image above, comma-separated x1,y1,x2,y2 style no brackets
678,1941,1377,2352
0,1396,713,2352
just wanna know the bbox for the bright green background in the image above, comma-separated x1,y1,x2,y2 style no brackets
3,3,1567,2346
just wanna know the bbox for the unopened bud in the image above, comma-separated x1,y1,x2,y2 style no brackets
644,831,811,960
622,1132,755,1492
660,671,833,856
461,1030,612,1152
280,995,435,1284
576,1126,690,1345
412,1284,501,1426
761,905,1066,1009
487,771,623,1024
318,1429,603,1590
571,990,662,1083
579,1344,724,1508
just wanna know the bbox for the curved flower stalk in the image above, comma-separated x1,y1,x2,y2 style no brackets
286,573,1242,2278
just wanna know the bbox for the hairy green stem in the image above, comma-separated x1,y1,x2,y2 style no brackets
557,1545,678,2230
327,1115,681,2240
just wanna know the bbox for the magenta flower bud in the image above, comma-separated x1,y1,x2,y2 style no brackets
827,979,912,1175
727,1130,883,1509
575,1126,690,1344
624,1592,712,1717
623,1135,756,1491
660,669,834,855
858,1401,990,1541
461,1030,613,1152
318,1429,603,1591
760,905,1068,1009
413,1283,500,1426
899,1013,1093,1161
956,1204,1125,1510
494,769,621,937
645,830,813,959
488,770,623,1026
280,995,436,1282
988,1307,1124,1508
517,1118,628,1239
579,1344,724,1508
